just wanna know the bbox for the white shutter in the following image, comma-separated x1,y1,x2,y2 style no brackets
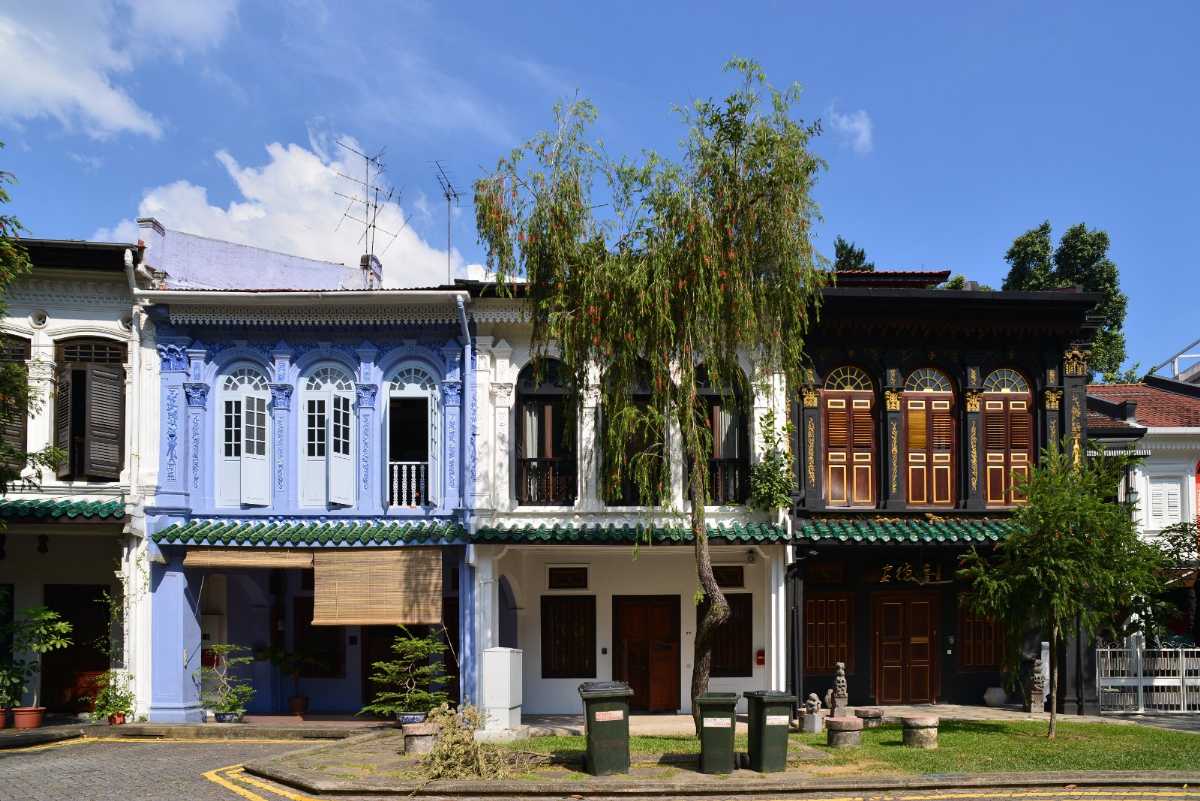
240,394,270,506
427,397,440,505
328,392,355,506
1164,481,1182,526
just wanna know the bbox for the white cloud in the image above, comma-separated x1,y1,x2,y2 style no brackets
68,152,105,172
94,136,468,288
827,105,874,156
0,0,238,139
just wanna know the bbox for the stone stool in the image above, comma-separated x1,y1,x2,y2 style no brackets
901,716,938,749
402,722,438,754
854,707,884,728
825,716,863,748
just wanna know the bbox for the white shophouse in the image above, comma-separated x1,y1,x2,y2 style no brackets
465,287,791,719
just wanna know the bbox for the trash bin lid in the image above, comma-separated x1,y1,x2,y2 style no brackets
578,680,634,699
743,690,797,702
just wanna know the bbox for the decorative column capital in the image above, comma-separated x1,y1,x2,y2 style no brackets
355,383,378,410
1044,389,1062,411
183,382,209,410
157,344,189,373
802,388,819,409
490,382,514,407
884,389,902,412
441,380,463,406
965,390,982,413
269,384,293,411
1063,348,1089,378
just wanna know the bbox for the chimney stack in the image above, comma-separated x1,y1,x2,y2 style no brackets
360,254,382,289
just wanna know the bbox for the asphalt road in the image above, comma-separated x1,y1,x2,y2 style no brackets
2,739,1198,801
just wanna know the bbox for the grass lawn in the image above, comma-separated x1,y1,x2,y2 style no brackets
508,721,1200,774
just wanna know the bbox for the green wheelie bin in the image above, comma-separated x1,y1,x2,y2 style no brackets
578,681,634,775
695,692,738,774
744,690,796,772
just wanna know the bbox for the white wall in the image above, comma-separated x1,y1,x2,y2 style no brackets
492,543,785,715
1128,432,1200,537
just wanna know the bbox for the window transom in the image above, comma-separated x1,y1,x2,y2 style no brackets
904,368,953,393
304,366,353,392
982,369,1029,394
223,367,268,392
389,365,437,392
824,366,872,391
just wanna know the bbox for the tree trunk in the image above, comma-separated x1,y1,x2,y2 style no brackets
683,377,728,734
1048,624,1059,740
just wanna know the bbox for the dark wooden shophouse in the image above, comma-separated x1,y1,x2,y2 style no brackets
789,269,1100,708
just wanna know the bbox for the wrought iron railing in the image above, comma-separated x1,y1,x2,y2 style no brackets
389,461,429,507
1097,642,1200,714
707,457,748,505
516,457,576,506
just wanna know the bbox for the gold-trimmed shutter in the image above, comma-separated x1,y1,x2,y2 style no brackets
984,395,1033,506
182,548,315,569
929,399,955,505
824,395,850,506
850,394,874,505
312,549,442,626
905,399,927,504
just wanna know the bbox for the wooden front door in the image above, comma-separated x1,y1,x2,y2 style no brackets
873,592,939,704
42,584,110,712
613,596,680,712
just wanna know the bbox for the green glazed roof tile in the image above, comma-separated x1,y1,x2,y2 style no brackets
0,497,126,521
153,519,466,547
794,517,1017,545
472,521,788,545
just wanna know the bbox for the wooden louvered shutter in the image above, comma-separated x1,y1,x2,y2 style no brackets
984,396,1032,506
905,399,928,504
960,607,1003,670
824,396,851,505
907,396,954,506
55,367,73,479
929,399,955,505
850,395,874,505
83,363,124,479
805,593,853,672
1008,400,1032,502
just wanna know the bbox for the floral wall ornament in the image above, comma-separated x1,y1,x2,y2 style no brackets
1063,348,1089,377
1044,389,1062,411
802,388,819,408
157,344,189,373
889,420,899,494
354,383,378,410
968,367,979,386
268,384,293,411
806,417,816,487
1047,368,1058,385
965,391,982,413
885,389,901,412
969,419,979,492
183,383,209,409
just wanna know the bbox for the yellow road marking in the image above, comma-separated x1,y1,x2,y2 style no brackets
225,767,324,801
202,765,270,801
0,737,94,753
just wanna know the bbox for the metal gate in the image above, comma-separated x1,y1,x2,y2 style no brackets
1097,643,1200,714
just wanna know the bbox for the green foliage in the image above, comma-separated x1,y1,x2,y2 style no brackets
360,628,450,717
1001,221,1128,379
940,274,994,291
0,142,60,494
419,704,533,780
748,407,794,511
959,444,1165,737
89,670,135,721
199,643,255,715
0,605,73,707
474,58,827,705
833,235,873,271
260,643,327,694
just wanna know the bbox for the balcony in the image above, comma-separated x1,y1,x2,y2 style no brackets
389,461,429,507
516,457,576,506
686,457,749,505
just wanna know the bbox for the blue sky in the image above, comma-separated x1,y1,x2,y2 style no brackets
1,1,1196,375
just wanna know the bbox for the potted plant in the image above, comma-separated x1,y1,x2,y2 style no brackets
200,643,255,723
0,606,73,729
262,644,326,716
0,663,20,729
89,670,135,725
360,628,450,724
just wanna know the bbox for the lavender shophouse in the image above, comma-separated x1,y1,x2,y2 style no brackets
135,220,475,722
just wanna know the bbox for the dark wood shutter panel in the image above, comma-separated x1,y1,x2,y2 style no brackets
805,593,853,672
705,593,752,677
83,363,124,479
984,395,1033,506
54,367,73,479
540,595,596,678
959,607,1003,669
906,396,955,507
825,393,874,507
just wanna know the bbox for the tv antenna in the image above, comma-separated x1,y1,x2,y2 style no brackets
333,140,405,287
434,160,461,286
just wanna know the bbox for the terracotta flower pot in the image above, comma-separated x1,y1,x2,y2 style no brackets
0,708,9,730
107,712,126,725
13,707,45,729
288,696,308,716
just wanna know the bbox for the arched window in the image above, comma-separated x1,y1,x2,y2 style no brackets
217,365,270,506
695,365,749,505
822,366,875,507
603,361,665,506
387,363,440,507
55,337,126,481
299,365,356,508
982,369,1033,506
903,367,955,507
515,359,576,506
0,335,31,477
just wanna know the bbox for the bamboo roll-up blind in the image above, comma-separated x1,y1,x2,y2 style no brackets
312,548,443,626
182,548,315,569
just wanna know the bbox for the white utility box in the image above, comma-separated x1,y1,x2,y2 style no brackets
481,647,523,730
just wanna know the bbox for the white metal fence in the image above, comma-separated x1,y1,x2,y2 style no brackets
1097,643,1200,713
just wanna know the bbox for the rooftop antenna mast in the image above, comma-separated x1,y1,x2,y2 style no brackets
434,160,461,286
333,140,405,288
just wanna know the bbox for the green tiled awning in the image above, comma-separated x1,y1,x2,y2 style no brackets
473,522,787,545
0,497,125,521
795,517,1017,545
154,520,466,547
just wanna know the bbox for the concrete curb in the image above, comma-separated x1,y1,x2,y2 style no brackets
0,722,380,749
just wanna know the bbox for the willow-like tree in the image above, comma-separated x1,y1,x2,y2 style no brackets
474,60,826,710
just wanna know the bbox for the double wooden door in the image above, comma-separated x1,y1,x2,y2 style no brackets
873,592,939,704
612,596,680,712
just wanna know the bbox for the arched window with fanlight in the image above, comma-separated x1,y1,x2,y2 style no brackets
904,368,956,507
822,366,875,507
55,337,126,481
216,365,270,507
387,363,440,507
515,359,576,506
982,368,1033,506
299,365,356,508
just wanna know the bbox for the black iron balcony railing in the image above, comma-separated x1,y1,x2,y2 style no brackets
516,457,577,506
687,457,749,505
